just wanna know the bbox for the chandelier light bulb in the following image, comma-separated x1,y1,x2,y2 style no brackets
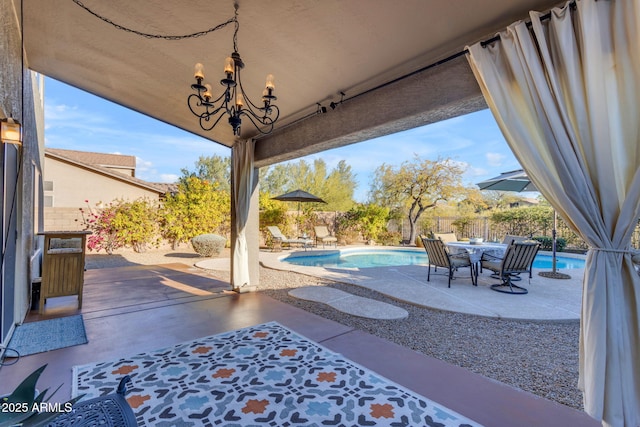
224,57,234,74
194,63,205,80
265,74,275,90
236,93,244,108
203,84,212,100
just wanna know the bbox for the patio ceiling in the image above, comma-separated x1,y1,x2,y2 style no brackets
21,0,563,166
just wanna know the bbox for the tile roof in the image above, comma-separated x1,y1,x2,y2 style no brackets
46,148,136,168
45,148,167,194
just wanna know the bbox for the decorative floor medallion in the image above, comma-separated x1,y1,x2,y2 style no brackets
73,322,482,426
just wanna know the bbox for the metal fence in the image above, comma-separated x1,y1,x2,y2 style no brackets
389,216,640,250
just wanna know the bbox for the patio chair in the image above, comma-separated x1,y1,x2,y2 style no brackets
482,235,534,279
480,241,540,294
433,232,458,243
420,236,476,287
266,226,313,251
502,234,528,244
314,225,338,248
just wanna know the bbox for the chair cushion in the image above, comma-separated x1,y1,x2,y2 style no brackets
450,255,471,267
481,260,501,272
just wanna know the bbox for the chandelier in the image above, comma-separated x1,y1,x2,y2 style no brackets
187,4,279,136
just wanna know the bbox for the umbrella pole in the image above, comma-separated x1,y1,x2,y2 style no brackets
538,209,571,279
552,211,557,273
297,201,301,236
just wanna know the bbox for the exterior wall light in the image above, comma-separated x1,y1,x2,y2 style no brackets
1,118,22,145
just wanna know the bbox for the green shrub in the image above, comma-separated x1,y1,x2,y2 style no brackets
191,234,227,257
111,198,160,253
335,204,389,244
532,236,567,252
378,231,402,246
81,199,160,254
160,177,230,249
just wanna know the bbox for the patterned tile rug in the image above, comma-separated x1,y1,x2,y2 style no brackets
73,322,482,427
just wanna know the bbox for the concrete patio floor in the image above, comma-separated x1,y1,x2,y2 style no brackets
0,263,596,427
198,246,584,321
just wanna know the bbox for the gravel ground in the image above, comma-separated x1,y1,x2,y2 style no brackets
86,246,583,411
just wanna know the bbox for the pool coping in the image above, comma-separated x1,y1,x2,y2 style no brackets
257,245,584,322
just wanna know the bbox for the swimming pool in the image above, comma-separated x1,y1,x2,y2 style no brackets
281,248,586,270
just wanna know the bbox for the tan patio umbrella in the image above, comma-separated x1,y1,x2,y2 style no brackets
476,169,570,280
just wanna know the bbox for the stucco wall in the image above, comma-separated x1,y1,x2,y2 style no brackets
1,1,44,348
43,156,163,231
44,156,161,208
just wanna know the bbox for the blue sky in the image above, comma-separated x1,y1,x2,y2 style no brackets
44,77,524,201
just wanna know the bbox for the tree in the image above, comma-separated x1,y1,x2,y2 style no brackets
324,160,357,211
180,155,231,192
260,158,357,211
369,156,465,244
480,190,526,210
458,188,490,213
160,177,230,249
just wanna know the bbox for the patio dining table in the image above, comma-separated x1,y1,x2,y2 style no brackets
446,242,507,264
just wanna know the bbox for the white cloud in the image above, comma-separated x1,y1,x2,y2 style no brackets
485,152,506,167
135,157,154,172
159,174,179,183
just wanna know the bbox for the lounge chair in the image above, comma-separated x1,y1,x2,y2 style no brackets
480,241,540,294
420,236,476,287
266,226,313,251
433,232,458,243
314,225,338,248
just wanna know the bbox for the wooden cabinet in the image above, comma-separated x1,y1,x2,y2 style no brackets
38,231,90,314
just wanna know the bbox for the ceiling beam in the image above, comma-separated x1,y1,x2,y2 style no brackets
254,55,487,168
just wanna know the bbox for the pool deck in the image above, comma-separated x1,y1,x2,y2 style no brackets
199,246,584,321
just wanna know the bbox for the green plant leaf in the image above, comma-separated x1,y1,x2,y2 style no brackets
2,364,46,405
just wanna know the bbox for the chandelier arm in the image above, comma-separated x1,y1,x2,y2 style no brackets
199,110,229,132
188,93,231,131
187,93,208,117
235,79,273,117
264,104,280,122
207,90,229,106
238,108,277,134
188,89,229,115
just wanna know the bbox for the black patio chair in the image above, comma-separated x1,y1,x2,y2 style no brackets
481,241,540,294
420,236,476,287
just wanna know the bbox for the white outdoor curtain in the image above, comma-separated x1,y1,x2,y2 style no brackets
231,139,254,290
466,1,640,426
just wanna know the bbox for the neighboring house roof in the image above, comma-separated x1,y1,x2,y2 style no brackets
151,182,180,196
44,148,167,194
46,148,136,169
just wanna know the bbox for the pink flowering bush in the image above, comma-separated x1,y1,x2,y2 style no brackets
79,198,159,254
79,201,124,254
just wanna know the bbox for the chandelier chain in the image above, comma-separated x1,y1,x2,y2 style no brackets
232,4,239,52
71,0,236,40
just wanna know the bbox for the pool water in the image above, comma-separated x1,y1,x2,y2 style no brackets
532,254,585,269
283,249,585,270
286,250,427,269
